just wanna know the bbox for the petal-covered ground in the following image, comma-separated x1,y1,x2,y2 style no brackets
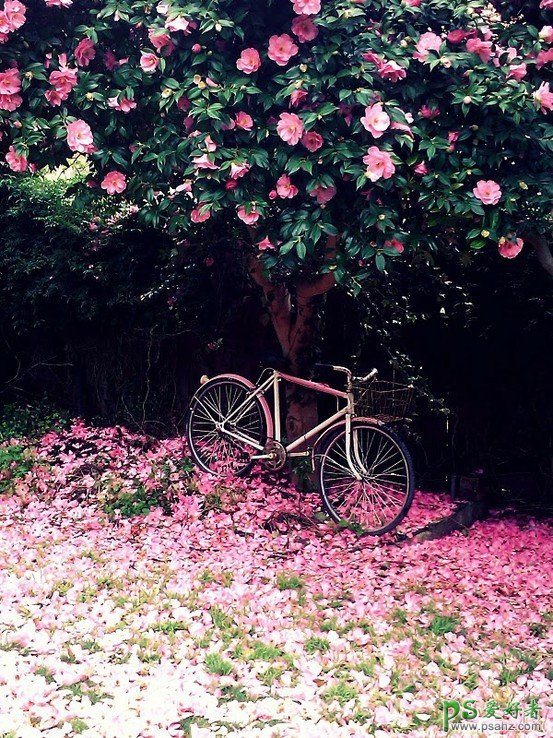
0,423,551,738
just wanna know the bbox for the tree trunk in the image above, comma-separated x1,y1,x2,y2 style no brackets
527,232,553,278
247,240,336,443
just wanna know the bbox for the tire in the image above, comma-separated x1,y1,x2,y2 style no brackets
316,419,414,535
186,376,269,477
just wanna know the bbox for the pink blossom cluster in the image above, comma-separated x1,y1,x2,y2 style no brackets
0,65,21,110
45,54,78,106
0,0,26,44
362,52,407,83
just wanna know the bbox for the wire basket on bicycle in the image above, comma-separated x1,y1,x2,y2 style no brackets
353,379,414,421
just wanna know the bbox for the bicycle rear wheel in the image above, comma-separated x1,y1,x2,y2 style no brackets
317,420,414,535
186,377,269,477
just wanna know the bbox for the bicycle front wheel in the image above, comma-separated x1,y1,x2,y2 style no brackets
317,420,414,535
186,377,269,477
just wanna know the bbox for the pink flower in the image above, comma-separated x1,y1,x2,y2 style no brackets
192,154,218,170
448,131,460,151
236,48,261,74
414,162,428,175
44,0,72,6
534,82,553,113
291,16,318,43
5,145,27,171
229,162,250,179
191,207,211,223
140,52,159,73
257,237,275,250
539,26,553,43
290,89,308,107
413,32,442,62
104,50,118,70
507,63,527,81
309,184,337,205
237,204,260,224
148,31,176,56
301,131,323,151
473,180,502,205
235,111,254,130
66,119,94,153
378,60,407,82
536,49,553,70
391,120,413,136
3,0,26,30
466,38,493,63
268,34,299,66
276,174,298,198
204,135,217,152
166,16,192,33
360,103,391,138
49,61,77,98
420,105,440,119
540,0,553,8
498,236,523,259
0,67,20,95
292,0,321,15
276,112,304,145
385,238,405,254
74,38,96,67
107,96,137,112
0,92,21,109
101,171,126,194
363,147,396,182
447,29,469,44
44,89,63,106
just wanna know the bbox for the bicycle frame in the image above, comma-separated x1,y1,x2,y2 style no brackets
218,368,362,475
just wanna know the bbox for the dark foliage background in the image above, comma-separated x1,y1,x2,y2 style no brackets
0,175,551,505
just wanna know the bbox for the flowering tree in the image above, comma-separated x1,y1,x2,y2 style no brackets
0,0,552,435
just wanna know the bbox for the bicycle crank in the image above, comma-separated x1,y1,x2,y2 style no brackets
263,439,287,471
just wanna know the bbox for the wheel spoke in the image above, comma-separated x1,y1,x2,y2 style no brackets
319,423,413,534
188,380,267,477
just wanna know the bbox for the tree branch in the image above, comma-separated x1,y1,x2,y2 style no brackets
246,252,273,291
296,235,338,299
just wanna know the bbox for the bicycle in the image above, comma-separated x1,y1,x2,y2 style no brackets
186,364,415,535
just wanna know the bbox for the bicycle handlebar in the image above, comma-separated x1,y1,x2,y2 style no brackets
314,363,352,376
355,368,378,382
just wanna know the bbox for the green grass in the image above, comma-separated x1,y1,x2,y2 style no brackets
205,652,233,676
70,719,89,734
103,483,169,518
428,615,459,636
210,606,234,631
0,444,36,493
259,666,285,687
276,572,305,591
324,680,357,704
251,642,283,661
152,620,188,634
305,636,330,654
391,607,409,625
357,660,375,677
35,665,55,683
220,684,249,702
